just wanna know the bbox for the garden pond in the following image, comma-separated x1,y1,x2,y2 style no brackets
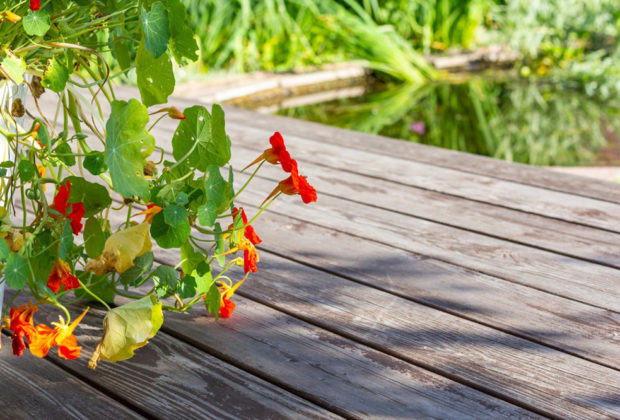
275,74,620,167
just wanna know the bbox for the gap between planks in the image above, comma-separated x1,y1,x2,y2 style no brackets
3,291,344,420
97,206,620,418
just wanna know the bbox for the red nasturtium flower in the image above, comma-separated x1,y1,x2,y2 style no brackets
52,181,85,235
263,165,317,205
217,276,247,319
47,258,80,294
219,298,236,318
29,309,88,360
232,207,261,245
30,0,40,11
244,132,296,172
6,303,38,356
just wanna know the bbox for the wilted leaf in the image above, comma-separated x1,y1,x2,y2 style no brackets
42,57,69,92
89,295,163,368
85,223,152,274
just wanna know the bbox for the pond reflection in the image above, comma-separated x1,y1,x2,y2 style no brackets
277,77,620,166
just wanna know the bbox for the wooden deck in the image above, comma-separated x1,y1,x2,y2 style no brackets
2,87,620,419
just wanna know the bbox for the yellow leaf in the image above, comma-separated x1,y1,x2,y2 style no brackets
89,295,163,369
85,222,151,274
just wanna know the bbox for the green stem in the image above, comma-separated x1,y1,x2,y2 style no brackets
78,277,111,311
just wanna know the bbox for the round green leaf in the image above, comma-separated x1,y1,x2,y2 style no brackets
22,11,51,37
105,99,155,199
150,209,190,249
4,253,29,290
141,2,170,59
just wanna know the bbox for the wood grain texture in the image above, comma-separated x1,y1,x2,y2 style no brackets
222,142,620,269
114,85,620,204
159,297,539,419
149,245,620,419
4,294,339,420
103,121,620,310
232,176,620,312
140,112,620,233
221,123,620,233
0,340,143,419
236,210,620,370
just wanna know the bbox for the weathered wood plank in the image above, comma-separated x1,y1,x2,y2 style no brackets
4,294,340,420
159,297,539,419
218,122,620,233
221,142,620,269
246,211,620,369
0,340,143,419
223,105,620,205
114,85,620,204
149,245,620,419
67,114,620,269
232,176,620,312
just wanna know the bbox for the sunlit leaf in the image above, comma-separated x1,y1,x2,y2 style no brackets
42,57,69,93
105,99,154,199
22,11,50,37
1,53,25,85
136,42,175,107
205,282,221,320
89,295,163,368
166,0,198,64
171,105,231,172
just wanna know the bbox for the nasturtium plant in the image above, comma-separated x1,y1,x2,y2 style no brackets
0,0,317,370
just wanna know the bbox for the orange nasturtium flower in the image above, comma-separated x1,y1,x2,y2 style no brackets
35,163,46,191
47,259,80,294
232,207,261,245
5,303,38,356
29,309,88,360
263,165,317,205
223,207,261,274
217,275,248,319
244,131,296,172
136,203,163,224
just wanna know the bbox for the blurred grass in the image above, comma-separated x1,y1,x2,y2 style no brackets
181,0,491,81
